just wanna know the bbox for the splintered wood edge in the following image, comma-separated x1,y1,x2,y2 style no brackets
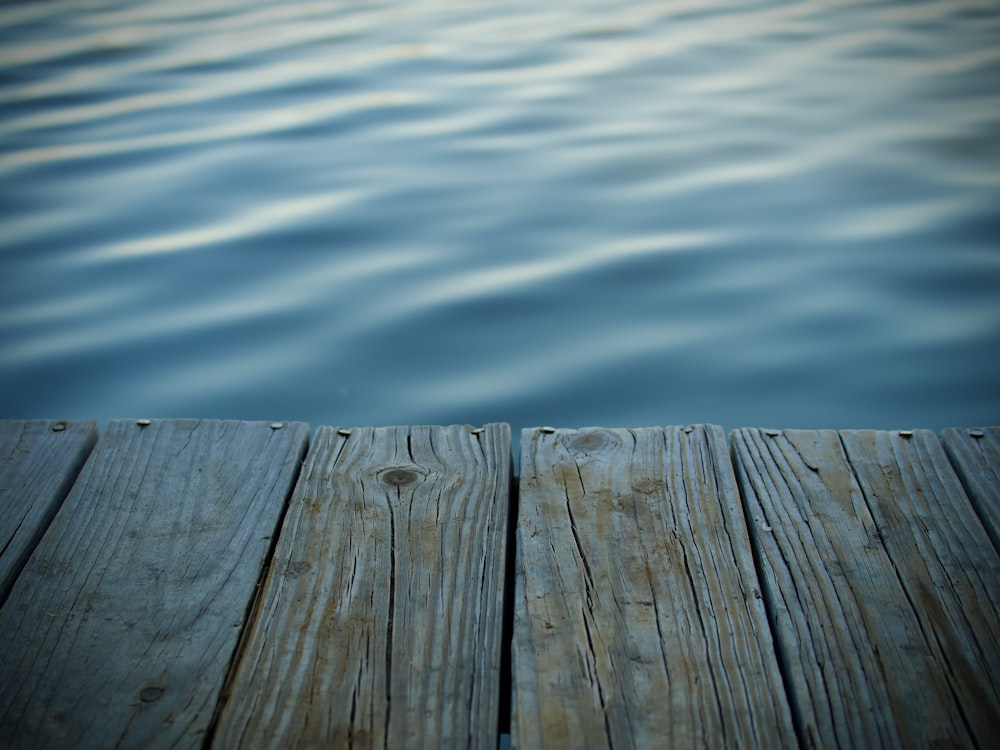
941,426,1000,555
0,419,310,750
0,420,98,605
731,427,1000,749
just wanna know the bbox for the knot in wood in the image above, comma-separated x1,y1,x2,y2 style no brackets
568,430,609,454
285,560,311,578
139,686,164,703
380,467,419,486
631,478,662,496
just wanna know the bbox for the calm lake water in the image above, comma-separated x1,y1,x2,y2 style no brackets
2,0,999,440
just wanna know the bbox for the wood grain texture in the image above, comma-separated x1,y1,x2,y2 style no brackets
213,423,511,750
512,425,795,749
0,418,309,750
731,427,1000,750
0,420,97,604
941,426,1000,553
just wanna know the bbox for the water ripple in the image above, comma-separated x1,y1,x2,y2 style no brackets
70,189,372,263
0,91,423,174
2,0,999,430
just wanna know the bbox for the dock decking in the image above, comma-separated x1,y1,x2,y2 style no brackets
0,419,997,749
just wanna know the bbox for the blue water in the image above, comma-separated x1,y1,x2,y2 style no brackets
2,0,999,437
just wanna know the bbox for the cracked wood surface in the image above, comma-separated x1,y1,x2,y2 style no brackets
213,424,511,749
0,419,309,750
731,428,1000,749
0,420,97,604
941,426,1000,553
513,425,794,749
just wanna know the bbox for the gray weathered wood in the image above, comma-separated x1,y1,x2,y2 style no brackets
513,425,795,749
213,424,511,749
941,426,1000,553
731,427,1000,749
0,418,309,750
0,420,97,604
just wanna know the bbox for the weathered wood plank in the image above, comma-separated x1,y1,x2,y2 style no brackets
0,420,97,604
731,427,1000,749
0,418,309,750
941,426,1000,553
213,423,511,749
513,425,795,749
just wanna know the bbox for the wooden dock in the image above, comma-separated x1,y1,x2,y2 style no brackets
0,418,997,749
